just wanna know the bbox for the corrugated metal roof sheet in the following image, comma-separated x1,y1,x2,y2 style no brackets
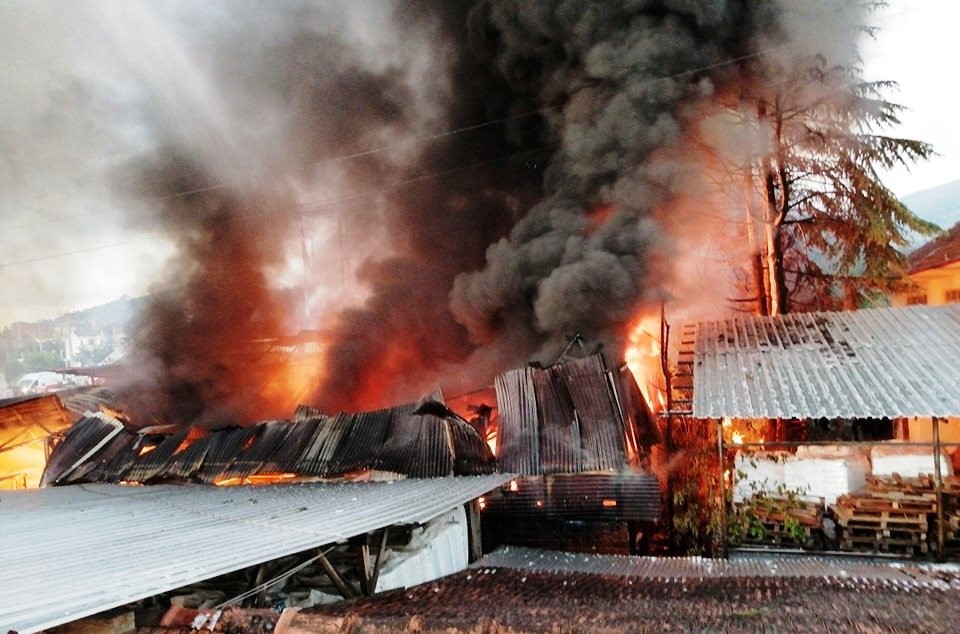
0,475,512,634
42,400,496,485
475,546,957,584
494,354,654,475
693,305,960,419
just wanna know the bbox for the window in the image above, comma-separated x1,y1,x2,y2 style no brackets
946,289,960,303
906,294,927,305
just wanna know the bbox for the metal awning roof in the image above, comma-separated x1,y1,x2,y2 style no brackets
0,475,511,633
692,304,960,419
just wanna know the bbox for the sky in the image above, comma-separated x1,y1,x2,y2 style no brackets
0,0,957,329
862,0,960,196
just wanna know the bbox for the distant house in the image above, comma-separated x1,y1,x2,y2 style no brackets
892,222,960,307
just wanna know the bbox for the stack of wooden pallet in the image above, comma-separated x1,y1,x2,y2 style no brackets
860,475,960,557
832,476,941,556
737,496,824,548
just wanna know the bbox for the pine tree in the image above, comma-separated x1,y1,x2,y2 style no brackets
738,38,938,314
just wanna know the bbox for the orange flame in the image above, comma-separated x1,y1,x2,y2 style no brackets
625,314,664,412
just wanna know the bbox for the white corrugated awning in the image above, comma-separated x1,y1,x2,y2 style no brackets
0,475,511,633
692,305,960,419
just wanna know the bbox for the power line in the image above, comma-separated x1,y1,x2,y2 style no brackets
0,40,806,237
0,144,557,269
0,4,942,265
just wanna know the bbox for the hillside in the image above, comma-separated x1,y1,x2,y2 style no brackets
902,179,960,231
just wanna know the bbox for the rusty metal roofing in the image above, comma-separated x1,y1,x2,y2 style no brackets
692,305,960,419
42,400,496,486
0,474,512,634
476,546,958,584
495,354,655,475
481,473,660,522
303,553,960,632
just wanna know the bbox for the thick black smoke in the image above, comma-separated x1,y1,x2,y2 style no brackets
317,0,780,406
104,0,865,420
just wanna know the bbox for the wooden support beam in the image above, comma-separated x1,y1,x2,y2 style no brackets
369,527,390,595
466,500,483,562
716,417,728,560
933,417,945,562
353,539,371,596
316,550,358,599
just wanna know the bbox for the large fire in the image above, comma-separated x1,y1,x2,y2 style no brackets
625,314,666,412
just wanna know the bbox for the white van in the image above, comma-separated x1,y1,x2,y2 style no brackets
14,372,67,396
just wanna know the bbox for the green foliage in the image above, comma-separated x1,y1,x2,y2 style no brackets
726,465,814,547
736,4,939,313
666,417,723,556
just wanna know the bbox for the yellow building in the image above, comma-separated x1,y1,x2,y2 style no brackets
891,222,960,448
892,222,960,307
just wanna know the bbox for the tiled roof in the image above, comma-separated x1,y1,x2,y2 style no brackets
910,222,960,273
0,475,512,634
693,304,960,419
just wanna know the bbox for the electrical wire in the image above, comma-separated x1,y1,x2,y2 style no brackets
0,2,945,267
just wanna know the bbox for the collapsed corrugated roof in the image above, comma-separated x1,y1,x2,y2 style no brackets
693,304,960,419
0,475,512,634
495,354,658,475
41,400,496,486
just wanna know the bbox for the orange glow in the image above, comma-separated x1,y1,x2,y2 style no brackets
99,404,130,423
445,388,499,456
586,203,616,235
213,473,299,486
508,479,519,492
601,499,618,508
258,348,327,419
625,314,664,411
478,496,487,511
722,417,771,446
486,428,498,456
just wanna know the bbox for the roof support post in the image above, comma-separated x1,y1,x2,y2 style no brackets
933,416,945,562
353,537,371,596
466,500,483,562
716,417,728,560
368,527,390,595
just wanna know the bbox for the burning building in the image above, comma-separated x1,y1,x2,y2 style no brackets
448,353,662,554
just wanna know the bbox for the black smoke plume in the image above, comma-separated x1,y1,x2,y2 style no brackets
103,1,864,422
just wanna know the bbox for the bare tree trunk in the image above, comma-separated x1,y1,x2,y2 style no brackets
758,101,789,315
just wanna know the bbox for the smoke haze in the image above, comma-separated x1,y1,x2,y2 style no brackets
1,1,869,423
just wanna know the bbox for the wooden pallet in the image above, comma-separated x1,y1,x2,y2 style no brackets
834,512,927,529
742,521,818,548
840,536,928,556
735,497,823,548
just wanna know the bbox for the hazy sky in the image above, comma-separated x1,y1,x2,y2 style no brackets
0,0,956,329
862,0,959,196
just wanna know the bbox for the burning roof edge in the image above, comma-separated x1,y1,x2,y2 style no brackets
42,397,497,486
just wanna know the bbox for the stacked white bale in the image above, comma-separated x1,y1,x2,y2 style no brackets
783,445,870,505
871,442,953,478
732,451,789,502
